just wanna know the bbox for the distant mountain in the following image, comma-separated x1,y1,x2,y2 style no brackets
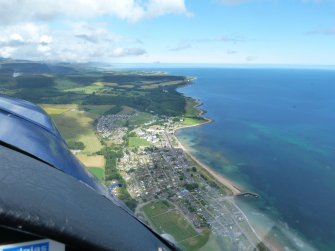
0,58,80,74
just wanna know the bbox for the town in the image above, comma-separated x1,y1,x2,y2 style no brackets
96,112,261,250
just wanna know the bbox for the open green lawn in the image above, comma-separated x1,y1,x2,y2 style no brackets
197,233,229,251
181,117,207,126
180,229,212,251
88,167,105,180
142,201,210,250
128,137,151,147
143,201,198,242
143,201,175,217
150,211,198,242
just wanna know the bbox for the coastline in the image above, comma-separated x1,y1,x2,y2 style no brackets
173,114,281,250
174,130,242,196
173,88,274,248
174,92,243,196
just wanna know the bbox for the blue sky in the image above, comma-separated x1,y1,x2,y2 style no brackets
0,0,334,65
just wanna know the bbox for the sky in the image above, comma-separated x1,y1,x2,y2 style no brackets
0,0,334,65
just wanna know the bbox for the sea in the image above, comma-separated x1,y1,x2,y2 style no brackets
119,66,335,250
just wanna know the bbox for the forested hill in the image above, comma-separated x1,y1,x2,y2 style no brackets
0,59,190,117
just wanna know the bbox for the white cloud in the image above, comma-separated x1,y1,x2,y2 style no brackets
111,47,147,57
37,44,51,53
0,0,189,62
0,22,147,62
39,35,53,45
0,0,271,65
0,47,17,58
147,0,190,17
9,34,24,43
0,0,189,24
0,23,49,47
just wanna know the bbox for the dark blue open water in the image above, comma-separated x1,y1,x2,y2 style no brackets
121,66,335,250
164,68,335,251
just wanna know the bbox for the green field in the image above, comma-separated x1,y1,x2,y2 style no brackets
76,154,105,168
128,137,151,147
142,201,211,250
42,104,103,154
88,167,105,180
41,104,75,115
197,234,230,251
81,105,115,115
150,211,198,242
0,59,206,216
143,201,198,242
95,81,118,87
129,112,153,126
64,85,103,94
3,60,191,118
140,80,184,89
181,117,207,126
143,200,175,217
55,79,82,90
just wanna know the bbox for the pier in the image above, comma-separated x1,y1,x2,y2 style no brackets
236,192,259,198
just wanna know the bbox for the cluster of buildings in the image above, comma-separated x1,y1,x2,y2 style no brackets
96,114,132,138
96,111,258,250
134,128,163,144
117,120,257,249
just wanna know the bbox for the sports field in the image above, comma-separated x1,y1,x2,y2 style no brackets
128,137,151,147
142,201,210,250
143,201,197,242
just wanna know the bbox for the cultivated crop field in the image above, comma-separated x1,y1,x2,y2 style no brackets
76,154,106,168
42,104,106,174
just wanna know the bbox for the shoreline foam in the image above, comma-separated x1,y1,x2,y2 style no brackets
174,87,273,248
174,74,318,251
174,120,284,250
175,129,242,196
174,91,243,195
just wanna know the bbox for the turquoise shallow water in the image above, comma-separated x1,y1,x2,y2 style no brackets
124,67,335,250
168,68,335,250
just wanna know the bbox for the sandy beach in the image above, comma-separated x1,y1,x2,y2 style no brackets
174,124,284,251
175,123,242,196
174,115,293,251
